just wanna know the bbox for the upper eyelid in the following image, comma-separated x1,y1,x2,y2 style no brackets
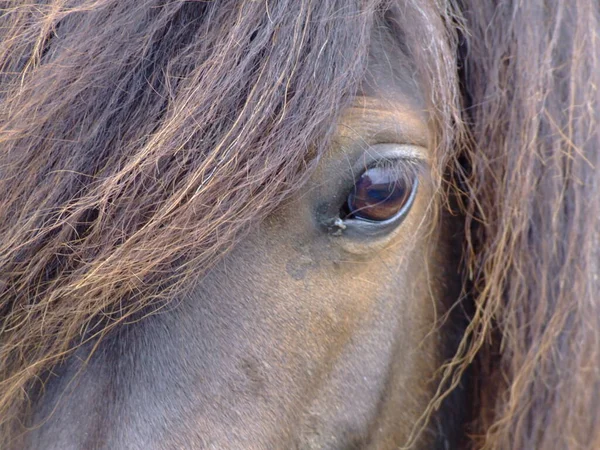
354,152,427,183
361,154,425,170
358,143,427,166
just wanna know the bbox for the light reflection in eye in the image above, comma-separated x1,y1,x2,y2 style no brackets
345,162,417,222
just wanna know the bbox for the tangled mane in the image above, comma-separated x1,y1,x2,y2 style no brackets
0,0,598,449
459,1,600,448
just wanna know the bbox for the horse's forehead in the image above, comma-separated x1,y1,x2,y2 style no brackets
359,25,426,108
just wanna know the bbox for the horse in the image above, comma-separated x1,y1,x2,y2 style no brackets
0,0,598,448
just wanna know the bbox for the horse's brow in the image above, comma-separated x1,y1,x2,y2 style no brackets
339,96,430,150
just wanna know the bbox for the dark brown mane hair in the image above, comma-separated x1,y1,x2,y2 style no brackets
0,1,598,448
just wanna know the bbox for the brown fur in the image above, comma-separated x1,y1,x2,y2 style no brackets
0,0,598,448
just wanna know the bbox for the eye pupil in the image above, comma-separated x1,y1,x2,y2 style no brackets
346,166,414,222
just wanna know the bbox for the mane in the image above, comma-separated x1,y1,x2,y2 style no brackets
457,0,600,448
0,0,598,449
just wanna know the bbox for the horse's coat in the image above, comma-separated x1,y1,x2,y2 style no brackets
21,25,465,449
0,1,599,449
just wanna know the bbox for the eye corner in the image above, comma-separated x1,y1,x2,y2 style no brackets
325,217,347,236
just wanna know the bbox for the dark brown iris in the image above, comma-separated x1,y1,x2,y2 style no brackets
347,166,413,221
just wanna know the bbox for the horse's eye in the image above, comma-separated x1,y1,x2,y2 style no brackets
345,164,418,222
